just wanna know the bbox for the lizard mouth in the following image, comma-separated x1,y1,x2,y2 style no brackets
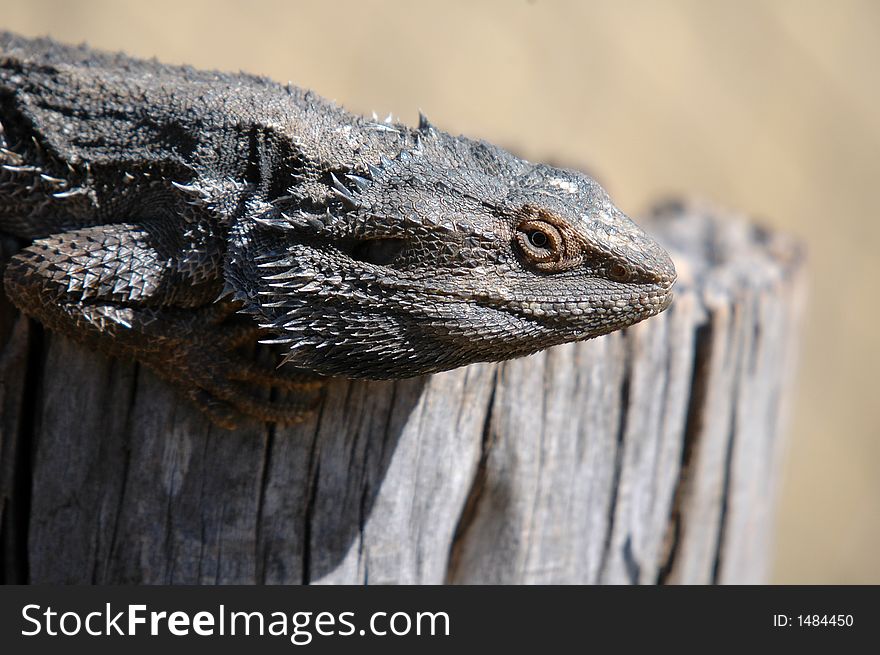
476,281,675,341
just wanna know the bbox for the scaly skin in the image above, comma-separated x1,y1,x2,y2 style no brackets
0,32,675,428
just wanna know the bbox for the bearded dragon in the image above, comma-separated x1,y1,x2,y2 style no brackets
0,32,675,428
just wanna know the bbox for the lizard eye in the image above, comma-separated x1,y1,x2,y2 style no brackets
609,262,631,282
515,220,563,265
528,230,548,248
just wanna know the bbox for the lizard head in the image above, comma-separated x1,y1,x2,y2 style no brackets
228,123,676,379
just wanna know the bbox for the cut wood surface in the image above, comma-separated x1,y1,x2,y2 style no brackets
0,201,806,584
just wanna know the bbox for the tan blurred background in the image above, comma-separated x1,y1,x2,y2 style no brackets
3,0,878,583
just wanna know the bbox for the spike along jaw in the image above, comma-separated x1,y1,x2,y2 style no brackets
225,141,676,380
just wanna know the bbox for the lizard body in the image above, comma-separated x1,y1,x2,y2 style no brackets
0,32,675,427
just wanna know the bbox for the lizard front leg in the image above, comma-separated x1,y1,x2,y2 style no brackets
3,222,321,429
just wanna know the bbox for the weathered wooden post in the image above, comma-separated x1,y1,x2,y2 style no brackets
0,201,805,584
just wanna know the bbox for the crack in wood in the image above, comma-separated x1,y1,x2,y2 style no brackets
656,319,714,584
444,367,499,583
598,341,632,582
254,423,275,584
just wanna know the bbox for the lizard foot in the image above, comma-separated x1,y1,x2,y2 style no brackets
156,315,326,430
186,385,320,431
